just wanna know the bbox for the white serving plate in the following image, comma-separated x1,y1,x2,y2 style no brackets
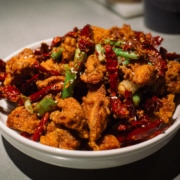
0,40,179,169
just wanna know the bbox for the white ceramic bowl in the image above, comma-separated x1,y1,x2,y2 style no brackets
0,40,180,169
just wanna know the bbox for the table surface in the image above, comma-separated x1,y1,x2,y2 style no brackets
0,0,180,179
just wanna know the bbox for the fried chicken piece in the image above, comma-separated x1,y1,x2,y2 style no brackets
50,97,89,139
97,134,120,150
155,94,175,123
4,48,37,86
45,121,57,133
132,64,156,86
91,25,110,44
7,106,39,134
120,64,156,87
40,58,65,74
82,84,110,150
36,76,64,90
61,36,77,62
110,24,135,40
80,54,106,84
165,61,180,94
40,128,80,150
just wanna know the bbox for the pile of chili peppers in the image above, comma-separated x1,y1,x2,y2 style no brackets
0,24,179,149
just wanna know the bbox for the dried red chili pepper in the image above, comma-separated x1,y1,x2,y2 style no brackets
144,96,162,114
33,62,60,76
0,85,21,102
126,119,164,142
105,45,130,118
78,24,94,53
151,36,163,48
80,24,91,37
134,32,167,76
110,98,129,118
116,95,163,142
31,112,49,141
135,32,163,49
51,36,62,47
19,73,39,95
28,84,56,102
34,43,50,61
116,118,165,146
116,115,149,133
129,118,149,129
20,132,31,139
148,49,167,76
105,45,119,95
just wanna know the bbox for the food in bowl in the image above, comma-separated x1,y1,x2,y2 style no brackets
0,24,180,151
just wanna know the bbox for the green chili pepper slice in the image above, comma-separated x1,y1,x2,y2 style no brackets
61,67,76,99
104,39,124,46
61,48,87,99
95,44,105,62
34,97,57,117
132,94,141,107
74,48,87,71
113,48,138,59
24,99,34,114
51,47,63,61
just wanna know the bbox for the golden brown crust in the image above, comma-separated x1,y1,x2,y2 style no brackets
98,134,120,150
40,128,80,150
7,106,39,134
82,84,110,150
50,97,89,139
155,94,175,123
4,48,37,86
80,54,106,84
165,61,180,93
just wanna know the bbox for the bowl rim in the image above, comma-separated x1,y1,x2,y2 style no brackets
0,39,180,158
